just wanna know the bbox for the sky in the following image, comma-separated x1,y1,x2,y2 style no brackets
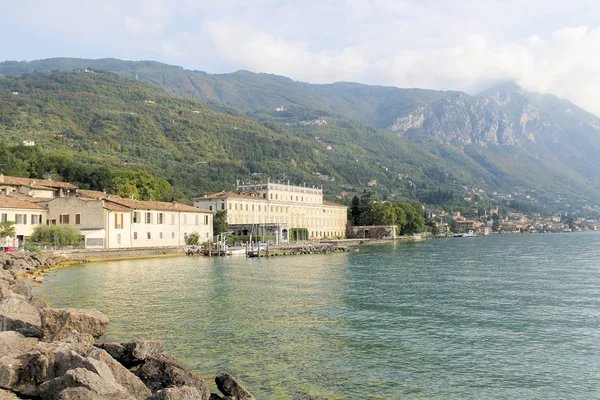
1,0,600,115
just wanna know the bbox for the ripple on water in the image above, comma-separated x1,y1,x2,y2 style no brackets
33,233,600,399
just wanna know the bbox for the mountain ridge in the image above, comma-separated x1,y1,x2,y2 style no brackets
1,58,599,208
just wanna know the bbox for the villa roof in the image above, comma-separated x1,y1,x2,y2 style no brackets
323,200,348,208
195,191,265,201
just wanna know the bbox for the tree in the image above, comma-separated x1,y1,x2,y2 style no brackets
0,221,16,245
213,210,229,236
184,232,200,246
31,225,81,245
359,190,378,226
372,202,396,225
349,196,361,225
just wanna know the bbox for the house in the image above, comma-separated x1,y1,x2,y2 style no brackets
0,174,77,198
194,182,347,242
41,194,214,249
0,195,48,248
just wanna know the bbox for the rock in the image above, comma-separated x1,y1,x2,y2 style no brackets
134,354,210,400
0,331,38,357
0,270,15,284
37,368,134,400
148,386,204,400
95,340,164,368
3,332,96,397
0,355,23,391
86,348,150,399
0,388,20,399
7,283,31,301
214,373,254,400
40,308,109,342
0,292,41,337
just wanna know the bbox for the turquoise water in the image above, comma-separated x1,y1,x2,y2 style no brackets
33,233,600,399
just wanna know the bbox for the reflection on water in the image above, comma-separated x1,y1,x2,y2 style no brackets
34,233,600,399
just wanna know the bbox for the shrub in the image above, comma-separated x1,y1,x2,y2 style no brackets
31,224,82,245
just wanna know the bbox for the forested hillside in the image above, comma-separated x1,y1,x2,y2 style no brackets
0,71,476,202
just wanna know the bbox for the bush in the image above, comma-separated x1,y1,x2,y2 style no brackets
31,224,82,245
24,243,43,255
184,232,200,246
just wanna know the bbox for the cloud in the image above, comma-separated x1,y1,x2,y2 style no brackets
204,16,600,116
2,0,600,115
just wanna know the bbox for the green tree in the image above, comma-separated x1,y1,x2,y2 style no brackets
184,232,200,246
359,190,378,226
349,195,361,225
213,211,229,236
31,225,81,245
372,202,397,225
0,221,16,245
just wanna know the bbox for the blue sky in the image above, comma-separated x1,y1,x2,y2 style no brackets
1,0,599,114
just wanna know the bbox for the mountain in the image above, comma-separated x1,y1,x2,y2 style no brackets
2,58,600,208
389,83,600,199
0,58,451,129
0,70,484,202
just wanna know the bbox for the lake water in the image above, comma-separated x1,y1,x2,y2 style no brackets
33,233,600,399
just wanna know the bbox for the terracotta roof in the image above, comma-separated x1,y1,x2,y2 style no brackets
77,189,111,199
0,196,45,210
323,200,348,208
105,198,213,213
0,174,77,190
194,191,264,201
103,201,131,211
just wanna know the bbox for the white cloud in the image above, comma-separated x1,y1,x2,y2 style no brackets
3,0,600,115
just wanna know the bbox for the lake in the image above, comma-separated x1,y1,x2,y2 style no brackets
33,232,600,399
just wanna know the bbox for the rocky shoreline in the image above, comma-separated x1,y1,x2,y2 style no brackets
0,252,254,400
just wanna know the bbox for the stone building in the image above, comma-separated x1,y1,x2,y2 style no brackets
193,182,347,242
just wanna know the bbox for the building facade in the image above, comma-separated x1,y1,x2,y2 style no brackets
43,194,214,249
194,182,348,242
0,196,48,248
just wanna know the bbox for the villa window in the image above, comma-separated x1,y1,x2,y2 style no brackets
160,232,163,239
158,213,164,224
195,215,199,225
133,212,140,224
133,232,138,240
145,212,152,224
75,214,81,225
0,213,6,223
147,232,151,239
204,215,209,225
59,214,69,224
171,232,175,239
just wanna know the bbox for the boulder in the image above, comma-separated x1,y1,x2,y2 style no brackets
0,331,38,357
2,332,96,397
95,340,164,368
7,283,31,301
0,292,41,337
0,388,20,399
134,354,209,400
148,386,204,400
86,348,150,399
37,368,134,400
214,374,254,400
0,355,24,391
40,308,109,342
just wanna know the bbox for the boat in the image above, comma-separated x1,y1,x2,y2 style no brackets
226,248,247,256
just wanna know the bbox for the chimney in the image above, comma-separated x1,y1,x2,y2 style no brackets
172,201,178,208
102,189,107,194
0,173,4,183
